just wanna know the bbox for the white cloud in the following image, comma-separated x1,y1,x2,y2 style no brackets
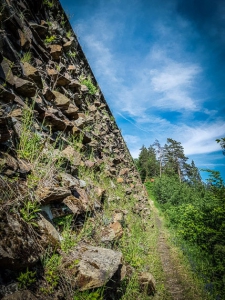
181,122,225,155
198,163,225,167
123,134,140,144
129,147,142,159
82,35,120,84
123,120,225,157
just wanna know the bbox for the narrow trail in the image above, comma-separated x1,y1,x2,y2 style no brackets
149,200,188,300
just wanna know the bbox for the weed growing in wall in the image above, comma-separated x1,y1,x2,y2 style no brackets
17,268,36,288
21,52,32,64
44,35,56,44
20,200,40,226
67,51,76,58
79,75,98,95
60,215,76,253
40,253,61,294
66,30,72,38
17,102,42,162
43,0,54,8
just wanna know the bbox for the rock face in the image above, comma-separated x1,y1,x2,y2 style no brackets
0,0,149,299
2,290,38,300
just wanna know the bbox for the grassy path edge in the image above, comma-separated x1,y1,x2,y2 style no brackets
149,198,208,300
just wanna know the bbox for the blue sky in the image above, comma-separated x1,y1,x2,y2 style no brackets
60,0,225,180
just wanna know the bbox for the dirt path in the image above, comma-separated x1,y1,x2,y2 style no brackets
150,200,187,300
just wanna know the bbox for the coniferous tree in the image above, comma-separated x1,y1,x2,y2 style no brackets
137,145,159,181
153,139,163,177
146,145,159,178
185,160,202,185
216,137,225,155
138,145,149,182
163,138,188,182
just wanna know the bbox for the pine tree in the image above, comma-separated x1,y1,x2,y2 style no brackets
138,145,149,182
185,160,202,185
146,145,159,178
216,137,225,155
153,139,163,177
163,138,188,182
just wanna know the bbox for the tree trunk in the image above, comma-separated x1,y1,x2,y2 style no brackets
178,166,181,183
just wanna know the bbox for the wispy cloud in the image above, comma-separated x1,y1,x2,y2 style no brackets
123,134,140,144
150,62,201,111
181,122,225,155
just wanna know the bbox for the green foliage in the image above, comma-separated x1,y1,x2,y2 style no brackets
66,30,72,38
80,76,98,95
41,251,61,269
216,137,225,155
162,138,188,181
60,215,76,253
137,145,159,182
121,217,145,268
44,35,56,44
146,170,225,298
20,200,40,226
17,103,42,162
21,52,31,64
43,0,54,8
60,14,66,27
67,51,77,58
73,290,103,300
41,253,61,294
17,268,36,288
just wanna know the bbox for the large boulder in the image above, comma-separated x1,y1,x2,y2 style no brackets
37,212,61,244
61,243,126,291
14,77,37,97
0,212,40,270
52,90,70,110
48,45,62,60
21,62,43,89
36,187,71,204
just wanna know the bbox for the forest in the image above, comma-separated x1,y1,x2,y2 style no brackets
135,138,225,299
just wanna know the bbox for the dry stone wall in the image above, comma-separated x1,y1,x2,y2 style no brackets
0,0,152,299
